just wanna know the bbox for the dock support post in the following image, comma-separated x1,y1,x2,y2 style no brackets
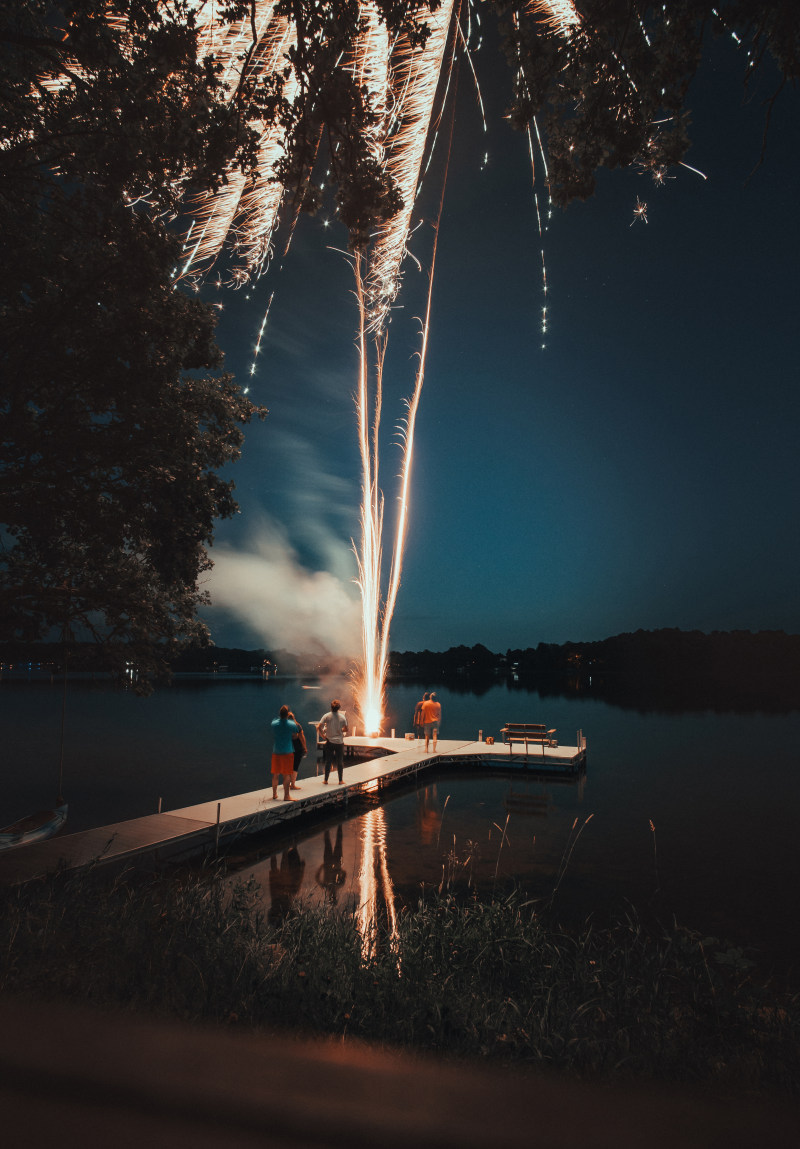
214,802,221,853
157,797,162,814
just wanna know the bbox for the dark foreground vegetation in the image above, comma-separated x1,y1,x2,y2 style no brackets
2,866,797,1099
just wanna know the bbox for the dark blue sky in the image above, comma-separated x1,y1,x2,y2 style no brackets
201,34,799,657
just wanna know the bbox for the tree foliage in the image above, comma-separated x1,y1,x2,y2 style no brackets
502,0,799,205
0,0,264,689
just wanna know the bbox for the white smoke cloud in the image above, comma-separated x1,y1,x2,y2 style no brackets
205,518,361,657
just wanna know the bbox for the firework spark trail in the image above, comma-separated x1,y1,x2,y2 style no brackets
192,1,278,90
348,1,391,163
377,214,441,694
249,289,275,380
183,11,298,280
350,1,462,731
353,254,386,734
365,0,457,333
524,0,581,39
353,248,434,733
526,123,549,340
517,5,557,341
456,15,487,134
232,30,300,281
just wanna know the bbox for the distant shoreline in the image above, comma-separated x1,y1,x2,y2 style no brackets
3,628,799,713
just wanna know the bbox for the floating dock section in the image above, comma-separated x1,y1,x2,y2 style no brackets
0,735,586,885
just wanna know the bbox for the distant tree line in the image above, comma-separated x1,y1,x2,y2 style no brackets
4,629,799,712
0,641,326,679
389,630,800,713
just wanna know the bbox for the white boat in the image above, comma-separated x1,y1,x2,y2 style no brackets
0,804,68,851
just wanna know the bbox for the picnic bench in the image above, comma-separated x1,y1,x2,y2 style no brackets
500,723,557,757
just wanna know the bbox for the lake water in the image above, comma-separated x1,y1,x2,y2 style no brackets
2,673,799,973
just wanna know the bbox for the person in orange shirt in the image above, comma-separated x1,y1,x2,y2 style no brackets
413,691,429,740
420,691,441,753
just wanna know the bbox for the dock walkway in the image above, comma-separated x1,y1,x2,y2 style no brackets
0,736,586,886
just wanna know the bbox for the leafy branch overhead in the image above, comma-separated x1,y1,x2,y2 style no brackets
0,0,267,689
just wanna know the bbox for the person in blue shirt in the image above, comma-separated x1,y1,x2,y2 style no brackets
271,705,300,800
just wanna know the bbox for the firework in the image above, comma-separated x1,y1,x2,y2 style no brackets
174,1,579,735
47,2,609,735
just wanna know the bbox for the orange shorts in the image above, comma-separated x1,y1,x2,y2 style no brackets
271,753,294,776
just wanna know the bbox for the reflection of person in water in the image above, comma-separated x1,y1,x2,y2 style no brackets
315,826,347,904
417,784,442,847
268,846,305,924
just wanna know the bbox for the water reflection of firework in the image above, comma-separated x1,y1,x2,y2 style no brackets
243,812,398,955
356,806,399,958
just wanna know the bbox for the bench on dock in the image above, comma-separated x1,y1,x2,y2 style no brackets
500,723,557,756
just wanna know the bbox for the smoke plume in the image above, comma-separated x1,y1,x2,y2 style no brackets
205,518,361,658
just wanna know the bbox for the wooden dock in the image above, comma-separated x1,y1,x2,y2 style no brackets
0,736,586,886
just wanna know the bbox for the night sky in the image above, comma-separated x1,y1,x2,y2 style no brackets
201,33,799,659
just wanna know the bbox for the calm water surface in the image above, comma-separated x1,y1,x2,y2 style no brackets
2,675,799,971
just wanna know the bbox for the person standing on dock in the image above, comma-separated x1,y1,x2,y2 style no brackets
413,692,429,739
421,692,441,753
270,705,300,801
287,710,306,790
319,700,348,785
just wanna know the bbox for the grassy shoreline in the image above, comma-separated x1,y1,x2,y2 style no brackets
1,864,797,1098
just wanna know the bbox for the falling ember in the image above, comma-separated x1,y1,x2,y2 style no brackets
631,196,648,225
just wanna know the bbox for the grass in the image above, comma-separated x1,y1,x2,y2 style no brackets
0,864,795,1093
1,863,797,1097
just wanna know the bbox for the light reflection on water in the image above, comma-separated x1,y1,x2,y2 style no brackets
355,807,398,956
233,772,593,930
228,753,800,978
239,805,400,957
